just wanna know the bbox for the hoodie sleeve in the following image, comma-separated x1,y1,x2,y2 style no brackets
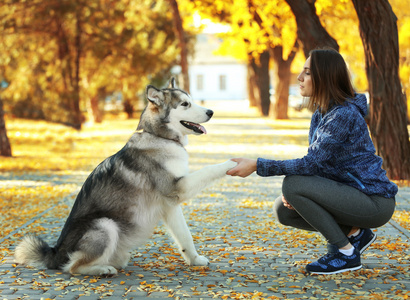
256,155,319,177
256,107,354,177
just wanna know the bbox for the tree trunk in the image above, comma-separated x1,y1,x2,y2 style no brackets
247,56,259,107
352,0,410,180
247,52,270,115
249,51,270,116
87,95,103,123
272,57,291,119
55,12,82,130
71,9,83,129
270,44,298,119
168,0,190,93
123,99,134,119
0,97,12,157
285,0,339,57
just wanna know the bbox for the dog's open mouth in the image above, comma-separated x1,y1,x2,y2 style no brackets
180,121,207,134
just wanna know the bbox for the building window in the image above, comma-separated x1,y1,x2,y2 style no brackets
219,75,226,91
197,74,204,91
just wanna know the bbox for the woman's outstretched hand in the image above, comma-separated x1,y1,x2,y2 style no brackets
226,158,257,178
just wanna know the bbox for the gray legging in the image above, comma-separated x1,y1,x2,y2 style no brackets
274,175,396,248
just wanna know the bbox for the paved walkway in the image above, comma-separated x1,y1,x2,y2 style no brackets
1,101,409,299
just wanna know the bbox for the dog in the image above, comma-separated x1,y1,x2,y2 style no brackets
14,78,237,275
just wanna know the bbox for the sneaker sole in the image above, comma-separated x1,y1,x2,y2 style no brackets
360,233,377,254
308,264,362,275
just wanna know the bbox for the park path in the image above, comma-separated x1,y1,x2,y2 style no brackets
1,100,409,299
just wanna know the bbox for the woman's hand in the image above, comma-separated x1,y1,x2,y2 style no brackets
282,195,295,210
226,158,257,177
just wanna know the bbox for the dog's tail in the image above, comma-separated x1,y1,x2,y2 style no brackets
14,235,56,269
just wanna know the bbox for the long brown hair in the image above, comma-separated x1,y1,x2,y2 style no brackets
307,48,355,113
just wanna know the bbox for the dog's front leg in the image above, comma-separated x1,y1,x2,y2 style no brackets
163,205,209,266
177,160,237,201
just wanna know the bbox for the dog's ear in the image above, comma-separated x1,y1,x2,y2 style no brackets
167,77,177,89
146,85,163,106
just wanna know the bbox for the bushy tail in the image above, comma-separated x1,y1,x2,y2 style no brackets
14,235,55,268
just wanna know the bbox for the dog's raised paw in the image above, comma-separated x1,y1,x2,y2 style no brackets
192,255,210,266
222,160,238,171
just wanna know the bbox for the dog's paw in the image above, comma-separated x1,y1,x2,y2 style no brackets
192,255,210,266
223,160,238,171
97,265,118,276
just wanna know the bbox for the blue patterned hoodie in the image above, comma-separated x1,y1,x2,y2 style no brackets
257,93,398,198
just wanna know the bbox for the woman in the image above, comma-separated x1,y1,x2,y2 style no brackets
227,48,397,275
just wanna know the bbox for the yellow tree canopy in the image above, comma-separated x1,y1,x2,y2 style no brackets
0,0,187,124
316,0,410,97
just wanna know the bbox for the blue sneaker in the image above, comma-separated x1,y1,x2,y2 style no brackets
348,228,376,254
306,244,362,275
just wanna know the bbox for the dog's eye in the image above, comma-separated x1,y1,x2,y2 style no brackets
181,102,189,107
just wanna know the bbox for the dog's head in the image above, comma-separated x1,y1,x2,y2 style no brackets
137,78,214,145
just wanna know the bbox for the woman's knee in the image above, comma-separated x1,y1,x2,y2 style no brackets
282,175,306,200
273,195,282,216
273,195,296,226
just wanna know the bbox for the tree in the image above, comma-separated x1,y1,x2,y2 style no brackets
191,0,269,114
285,0,339,56
390,0,410,119
194,0,300,118
169,0,190,93
248,50,271,116
271,43,299,119
246,0,299,118
0,0,182,128
0,1,83,128
312,0,367,91
0,96,11,157
352,0,410,180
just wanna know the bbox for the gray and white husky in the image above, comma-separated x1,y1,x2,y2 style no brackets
15,79,236,275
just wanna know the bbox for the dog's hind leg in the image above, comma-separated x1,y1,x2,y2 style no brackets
63,218,120,275
163,205,209,266
65,252,118,275
110,246,131,270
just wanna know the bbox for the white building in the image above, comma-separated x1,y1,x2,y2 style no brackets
188,34,248,101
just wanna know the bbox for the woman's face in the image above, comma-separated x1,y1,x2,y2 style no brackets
297,57,312,97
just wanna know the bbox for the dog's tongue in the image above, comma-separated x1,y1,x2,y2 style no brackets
195,123,207,134
199,125,207,134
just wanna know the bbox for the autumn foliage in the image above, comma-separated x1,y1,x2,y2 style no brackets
0,0,188,128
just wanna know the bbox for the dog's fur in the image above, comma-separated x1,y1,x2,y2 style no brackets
14,79,236,275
